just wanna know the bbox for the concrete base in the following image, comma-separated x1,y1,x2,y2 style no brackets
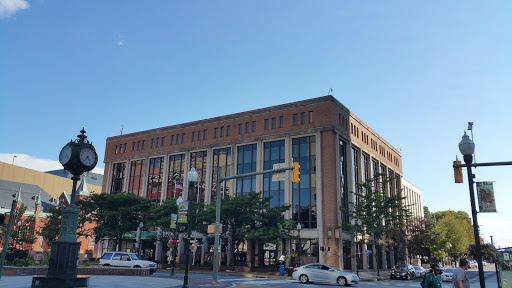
31,275,89,288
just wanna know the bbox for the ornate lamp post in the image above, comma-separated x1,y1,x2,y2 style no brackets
296,223,302,267
351,218,362,276
182,168,198,288
33,128,97,288
459,132,485,288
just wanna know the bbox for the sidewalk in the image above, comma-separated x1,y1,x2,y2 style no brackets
0,268,386,288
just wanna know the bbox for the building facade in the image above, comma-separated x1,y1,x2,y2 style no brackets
103,95,405,271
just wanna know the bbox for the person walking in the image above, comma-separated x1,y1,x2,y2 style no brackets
453,258,470,288
424,263,442,288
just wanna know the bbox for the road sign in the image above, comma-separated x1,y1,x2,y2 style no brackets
272,163,287,181
364,250,372,254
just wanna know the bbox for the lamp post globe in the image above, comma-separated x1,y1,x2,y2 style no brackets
459,132,475,158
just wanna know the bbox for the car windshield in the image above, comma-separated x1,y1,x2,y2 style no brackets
445,268,455,273
129,254,141,260
400,266,409,270
414,267,422,270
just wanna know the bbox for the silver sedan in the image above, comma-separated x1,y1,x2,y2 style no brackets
292,263,359,286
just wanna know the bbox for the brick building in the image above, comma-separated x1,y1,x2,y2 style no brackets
102,95,407,271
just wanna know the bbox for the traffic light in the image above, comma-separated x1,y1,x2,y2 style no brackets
320,246,325,251
292,162,300,183
454,160,463,183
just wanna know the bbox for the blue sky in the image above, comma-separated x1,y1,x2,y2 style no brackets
1,1,511,247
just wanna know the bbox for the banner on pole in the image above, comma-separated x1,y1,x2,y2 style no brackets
178,201,188,223
476,181,497,212
170,214,177,229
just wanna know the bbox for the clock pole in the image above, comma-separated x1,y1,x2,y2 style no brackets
33,128,97,288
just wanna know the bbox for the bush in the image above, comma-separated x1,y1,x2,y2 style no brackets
88,257,98,262
6,254,36,267
39,251,50,266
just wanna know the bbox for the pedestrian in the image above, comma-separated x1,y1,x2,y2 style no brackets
424,263,442,288
452,258,470,288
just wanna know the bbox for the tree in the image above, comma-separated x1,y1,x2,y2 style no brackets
206,191,293,269
431,211,473,262
341,174,411,277
10,204,36,250
39,199,103,247
467,243,500,264
77,192,152,250
38,207,62,246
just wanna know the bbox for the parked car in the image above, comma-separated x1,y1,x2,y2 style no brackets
413,266,426,278
99,252,157,274
390,264,416,280
292,263,359,286
482,261,488,266
441,268,455,282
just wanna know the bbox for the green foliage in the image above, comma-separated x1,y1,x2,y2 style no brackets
77,192,152,249
39,201,97,247
146,199,178,231
10,204,37,249
6,254,36,267
38,207,62,246
204,191,292,268
341,174,412,269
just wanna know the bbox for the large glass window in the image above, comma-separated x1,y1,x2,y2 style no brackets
147,157,164,204
190,151,207,202
212,147,231,201
352,147,360,204
372,159,379,192
128,159,145,196
263,140,285,207
167,154,185,200
340,140,349,225
362,153,369,197
110,162,126,194
292,136,317,228
236,144,257,195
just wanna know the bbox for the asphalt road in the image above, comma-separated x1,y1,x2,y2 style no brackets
152,269,499,288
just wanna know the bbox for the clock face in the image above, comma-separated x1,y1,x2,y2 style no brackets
59,145,72,165
80,147,97,167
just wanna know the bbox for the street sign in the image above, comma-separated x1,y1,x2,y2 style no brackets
364,250,372,254
272,163,287,181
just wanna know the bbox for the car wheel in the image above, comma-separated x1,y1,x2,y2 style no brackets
337,276,347,286
133,265,141,268
299,274,309,284
103,264,110,266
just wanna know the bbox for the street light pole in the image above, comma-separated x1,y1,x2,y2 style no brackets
212,168,222,284
297,223,302,267
182,167,198,288
351,219,361,276
459,132,486,288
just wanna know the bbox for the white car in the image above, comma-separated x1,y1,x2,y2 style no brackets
292,263,359,286
99,252,157,274
441,267,456,282
413,266,426,278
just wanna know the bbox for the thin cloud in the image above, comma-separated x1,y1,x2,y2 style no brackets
0,0,29,18
0,153,104,175
117,33,125,46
